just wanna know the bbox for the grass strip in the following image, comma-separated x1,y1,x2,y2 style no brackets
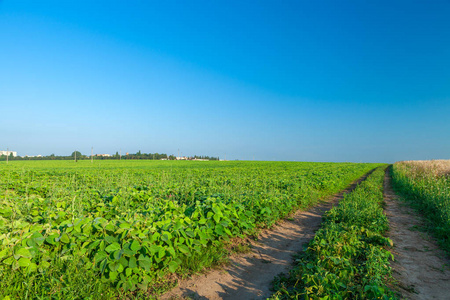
270,166,397,299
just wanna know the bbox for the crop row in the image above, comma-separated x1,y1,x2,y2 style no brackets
391,161,450,254
270,166,396,299
0,161,379,298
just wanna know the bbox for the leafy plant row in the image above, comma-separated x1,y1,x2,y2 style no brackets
270,166,397,300
0,161,380,298
391,162,450,254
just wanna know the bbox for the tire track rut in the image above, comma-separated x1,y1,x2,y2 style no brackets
384,169,450,299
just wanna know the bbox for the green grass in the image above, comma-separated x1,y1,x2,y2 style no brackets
270,166,397,300
0,160,382,298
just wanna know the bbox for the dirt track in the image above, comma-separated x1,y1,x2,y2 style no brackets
384,169,450,299
160,170,374,300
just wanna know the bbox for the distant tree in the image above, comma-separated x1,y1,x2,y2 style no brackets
71,151,82,161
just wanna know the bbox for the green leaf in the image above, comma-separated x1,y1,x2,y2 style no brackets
215,224,225,236
119,222,131,229
109,261,121,272
104,235,117,244
213,214,220,223
168,261,179,273
212,205,222,215
3,256,14,265
0,248,9,260
177,244,190,255
14,247,32,259
18,257,31,267
129,256,137,269
60,233,70,244
94,251,108,263
99,240,106,251
119,256,128,267
105,223,116,232
28,262,37,272
26,238,36,247
198,231,208,241
167,246,176,258
34,237,45,246
138,256,151,271
158,248,166,259
148,245,161,255
161,232,172,242
113,249,123,260
109,271,118,281
105,242,121,253
130,240,141,252
45,233,59,245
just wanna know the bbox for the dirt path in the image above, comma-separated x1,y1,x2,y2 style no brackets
384,170,450,299
160,170,375,300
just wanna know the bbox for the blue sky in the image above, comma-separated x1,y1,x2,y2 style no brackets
1,1,449,162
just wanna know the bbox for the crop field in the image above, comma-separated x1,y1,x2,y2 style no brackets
0,160,379,299
392,160,450,253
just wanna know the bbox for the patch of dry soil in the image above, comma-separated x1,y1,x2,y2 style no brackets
384,170,450,300
160,171,374,300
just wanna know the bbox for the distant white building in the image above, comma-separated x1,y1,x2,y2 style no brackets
0,150,17,157
96,154,112,157
176,156,188,160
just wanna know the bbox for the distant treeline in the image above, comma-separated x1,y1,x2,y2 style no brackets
0,151,219,161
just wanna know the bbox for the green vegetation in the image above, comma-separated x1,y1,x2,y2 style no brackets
271,166,397,300
0,160,379,299
392,161,450,254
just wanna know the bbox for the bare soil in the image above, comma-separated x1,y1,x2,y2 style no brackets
384,170,450,300
160,171,374,300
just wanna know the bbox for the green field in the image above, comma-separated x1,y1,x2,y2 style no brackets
0,160,380,299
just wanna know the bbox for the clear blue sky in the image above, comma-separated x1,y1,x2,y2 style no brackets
1,1,449,162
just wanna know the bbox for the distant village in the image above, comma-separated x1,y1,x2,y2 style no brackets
0,150,221,161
